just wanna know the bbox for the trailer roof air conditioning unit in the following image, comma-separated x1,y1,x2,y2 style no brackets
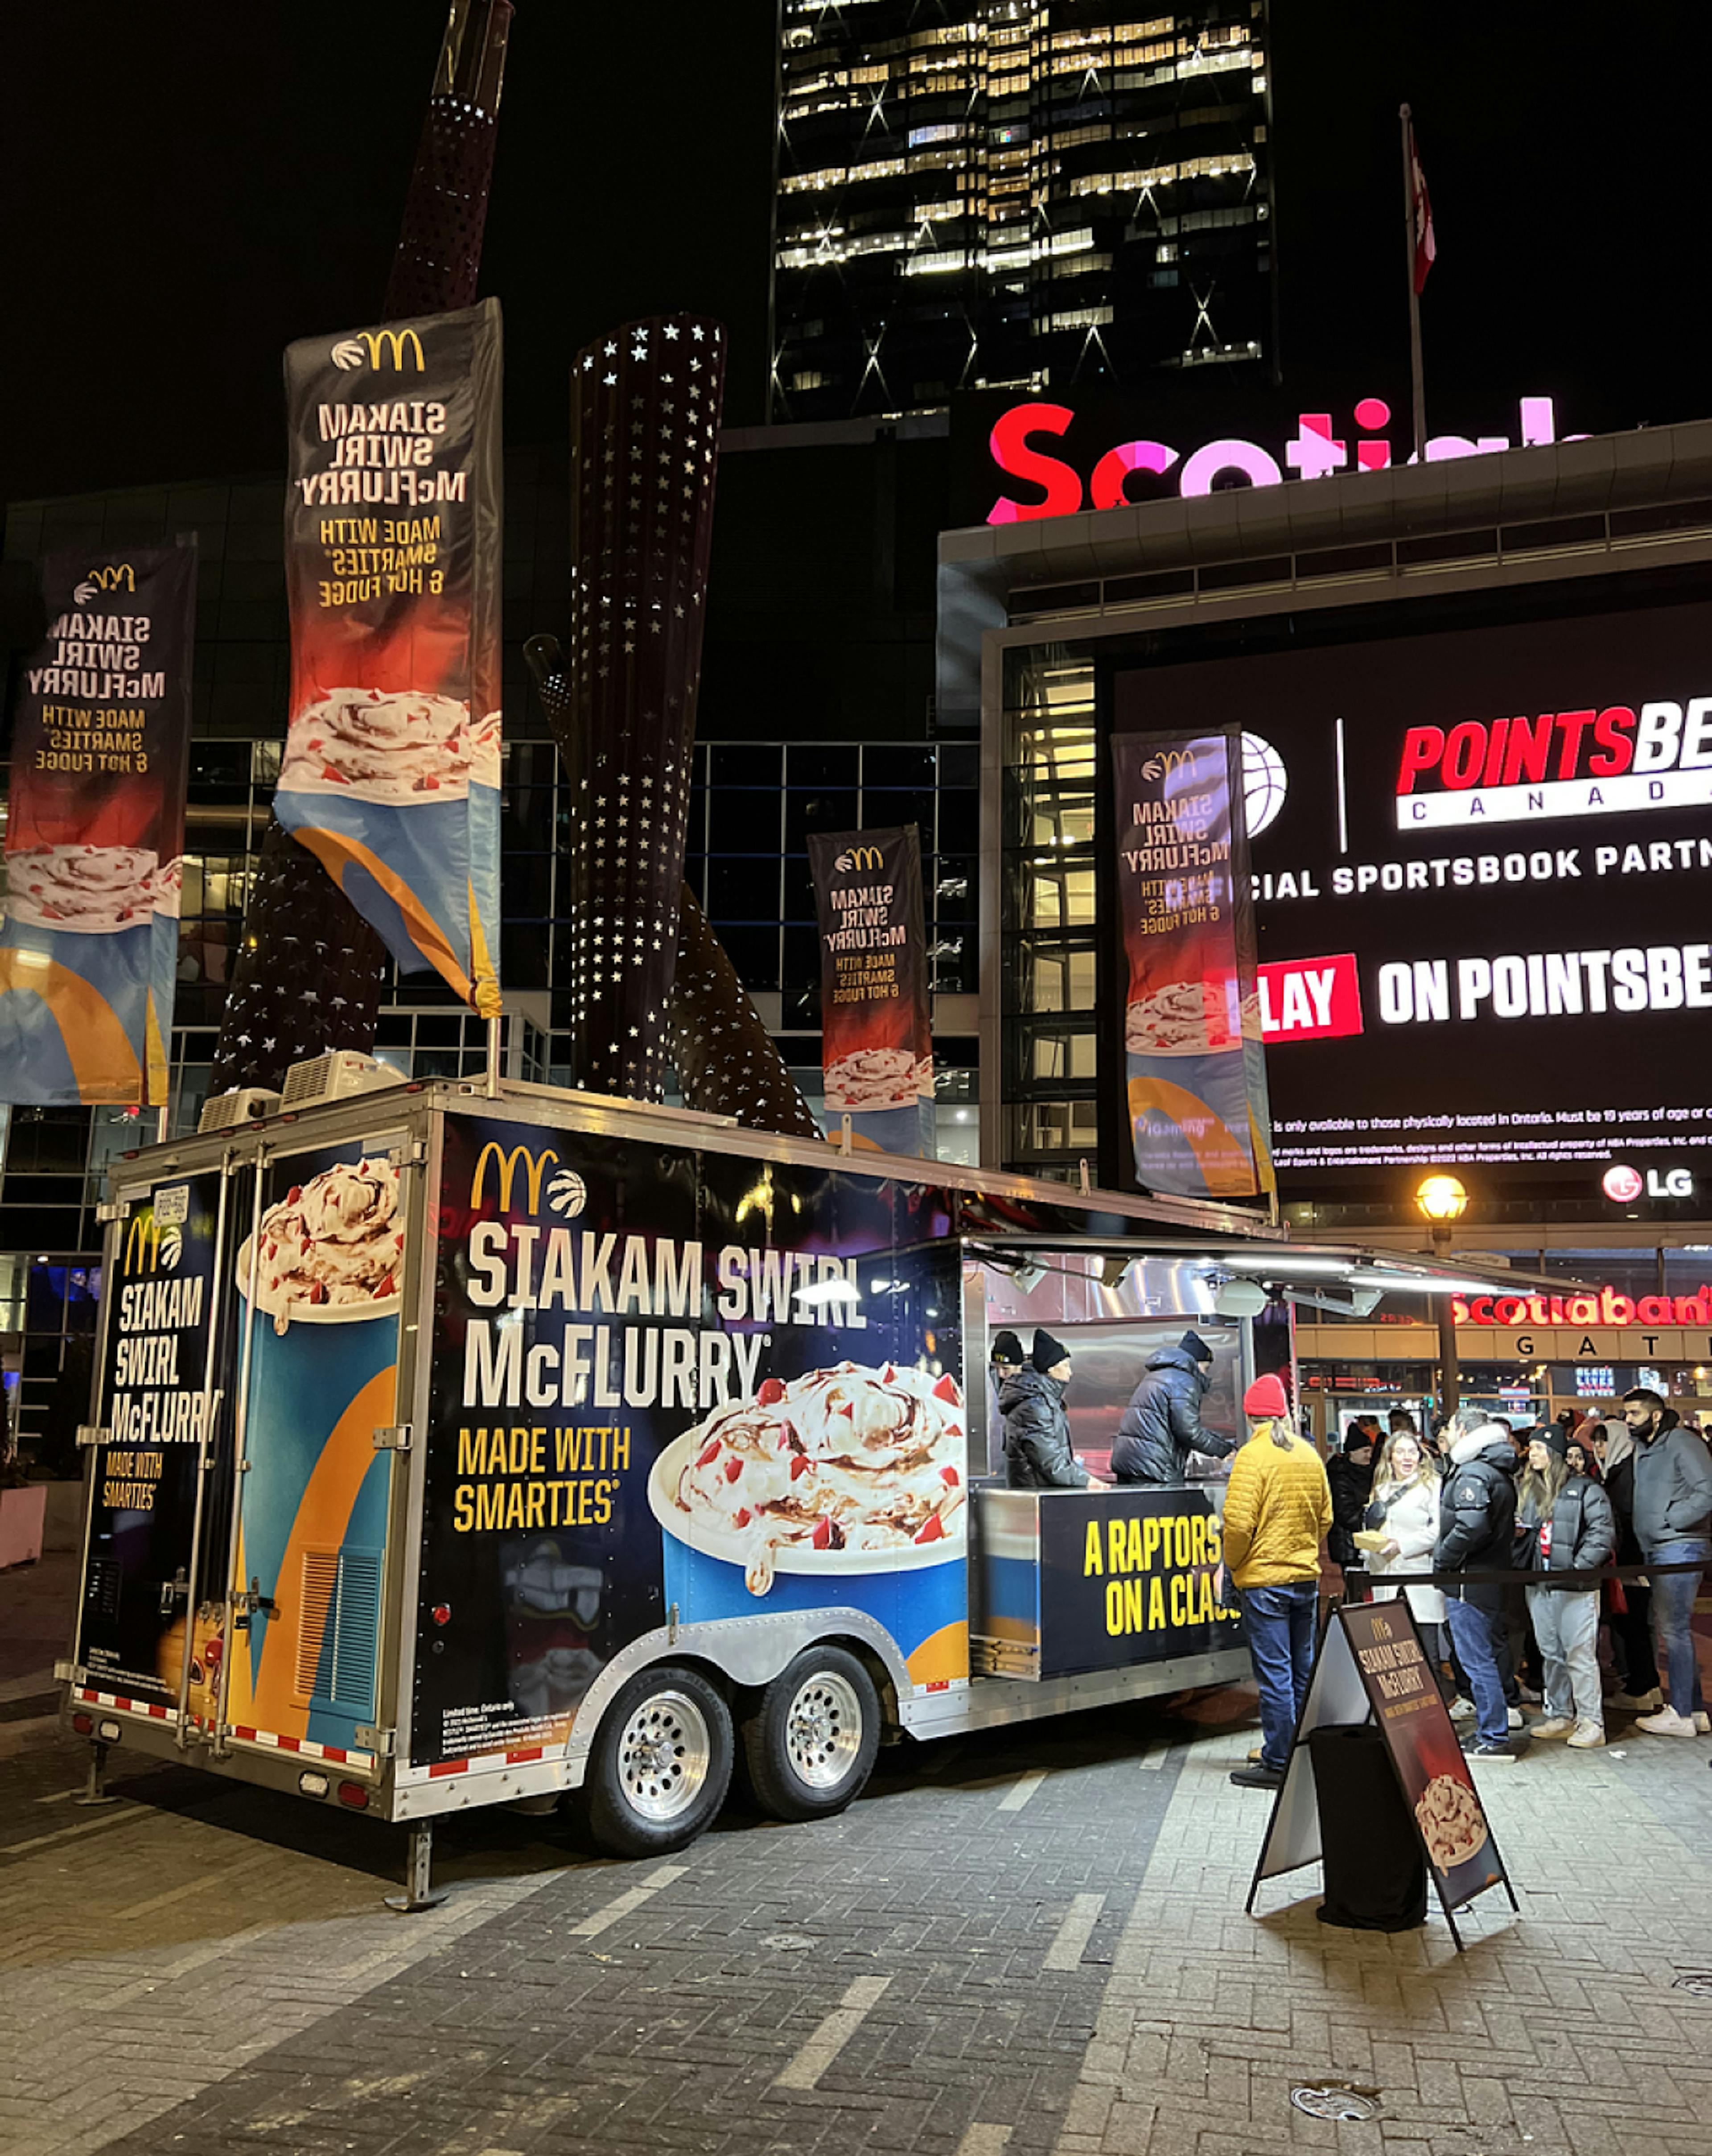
280,1050,408,1112
197,1087,283,1134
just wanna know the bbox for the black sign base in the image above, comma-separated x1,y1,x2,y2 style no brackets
1245,1600,1519,1952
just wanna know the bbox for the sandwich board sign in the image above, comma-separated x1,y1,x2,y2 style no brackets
1245,1599,1517,1951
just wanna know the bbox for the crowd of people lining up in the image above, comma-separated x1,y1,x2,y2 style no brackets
993,1325,1712,1791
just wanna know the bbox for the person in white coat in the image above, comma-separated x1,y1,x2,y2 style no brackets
1362,1430,1451,1692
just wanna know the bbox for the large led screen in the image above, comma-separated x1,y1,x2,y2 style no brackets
1113,600,1712,1186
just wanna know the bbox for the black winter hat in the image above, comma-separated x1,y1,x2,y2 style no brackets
990,1329,1025,1368
1179,1328,1213,1364
1538,1425,1571,1459
1031,1328,1071,1373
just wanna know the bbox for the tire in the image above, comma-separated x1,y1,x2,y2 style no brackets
582,1662,734,1858
741,1646,881,1823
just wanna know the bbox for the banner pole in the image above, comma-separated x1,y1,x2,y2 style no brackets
1401,103,1428,462
485,1011,501,1099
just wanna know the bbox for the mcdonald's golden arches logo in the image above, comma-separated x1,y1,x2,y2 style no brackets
835,844,885,873
470,1142,560,1214
331,327,427,373
73,564,135,604
123,1212,183,1274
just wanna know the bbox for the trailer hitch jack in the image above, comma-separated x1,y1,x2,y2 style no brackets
73,1740,117,1808
384,1822,448,1913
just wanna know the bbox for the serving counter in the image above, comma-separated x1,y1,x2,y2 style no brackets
972,1481,1242,1680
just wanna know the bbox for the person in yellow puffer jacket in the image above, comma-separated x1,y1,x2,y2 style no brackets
1224,1373,1333,1791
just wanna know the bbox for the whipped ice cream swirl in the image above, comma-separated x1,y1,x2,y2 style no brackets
281,689,472,800
824,1047,921,1113
671,1360,966,1594
247,1157,404,1324
4,844,158,933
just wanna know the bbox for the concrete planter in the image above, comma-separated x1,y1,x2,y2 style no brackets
0,1483,48,1569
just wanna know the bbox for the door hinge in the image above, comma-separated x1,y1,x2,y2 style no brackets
354,1725,395,1757
96,1199,130,1224
76,1424,111,1450
373,1423,413,1452
387,1139,428,1169
54,1659,76,1683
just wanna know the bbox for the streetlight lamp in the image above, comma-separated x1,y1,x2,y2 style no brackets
1416,1173,1469,1415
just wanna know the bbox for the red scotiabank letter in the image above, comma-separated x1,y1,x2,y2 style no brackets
988,403,1082,524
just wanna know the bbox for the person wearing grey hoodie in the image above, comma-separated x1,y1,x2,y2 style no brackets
1434,1407,1521,1760
1624,1387,1712,1736
1591,1418,1663,1711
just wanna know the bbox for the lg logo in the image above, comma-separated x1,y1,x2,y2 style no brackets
1602,1163,1693,1202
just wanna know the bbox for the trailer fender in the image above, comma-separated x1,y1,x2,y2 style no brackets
563,1608,913,1776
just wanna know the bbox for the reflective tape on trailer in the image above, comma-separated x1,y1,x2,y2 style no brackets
228,1725,375,1771
73,1686,172,1720
404,1744,551,1784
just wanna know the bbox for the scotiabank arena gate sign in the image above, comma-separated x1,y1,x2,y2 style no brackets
1111,602,1712,1188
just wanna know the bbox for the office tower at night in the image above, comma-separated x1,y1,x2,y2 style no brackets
770,2,1273,419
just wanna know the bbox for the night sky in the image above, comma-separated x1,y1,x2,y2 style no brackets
3,1,1709,507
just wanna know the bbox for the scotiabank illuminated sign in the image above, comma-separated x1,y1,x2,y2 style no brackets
988,395,1573,524
1453,1286,1712,1327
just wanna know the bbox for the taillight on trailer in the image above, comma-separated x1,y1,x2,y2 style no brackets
337,1781,370,1810
431,1604,451,1627
72,1713,93,1736
98,1720,121,1742
297,1770,330,1799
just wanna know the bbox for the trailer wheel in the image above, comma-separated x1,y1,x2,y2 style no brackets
584,1664,733,1858
741,1647,881,1822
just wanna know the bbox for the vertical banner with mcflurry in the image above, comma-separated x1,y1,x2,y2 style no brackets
0,540,196,1105
275,301,503,1018
808,825,936,1157
1111,728,1274,1199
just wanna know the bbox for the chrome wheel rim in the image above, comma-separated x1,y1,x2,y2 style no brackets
617,1689,710,1822
785,1670,863,1790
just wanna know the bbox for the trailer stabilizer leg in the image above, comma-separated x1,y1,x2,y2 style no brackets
384,1822,447,1913
72,1740,117,1808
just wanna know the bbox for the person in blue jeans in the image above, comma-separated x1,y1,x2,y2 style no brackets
1435,1407,1522,1761
1625,1387,1712,1738
1220,1375,1333,1790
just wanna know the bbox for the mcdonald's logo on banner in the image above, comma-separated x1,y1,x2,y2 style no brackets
73,564,136,602
470,1141,560,1213
123,1212,184,1274
835,845,886,873
332,327,427,372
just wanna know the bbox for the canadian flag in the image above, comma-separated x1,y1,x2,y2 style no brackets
1408,120,1436,293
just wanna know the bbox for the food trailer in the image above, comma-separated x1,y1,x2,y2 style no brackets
57,1076,1481,1900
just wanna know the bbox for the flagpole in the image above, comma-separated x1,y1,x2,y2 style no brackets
1400,102,1427,463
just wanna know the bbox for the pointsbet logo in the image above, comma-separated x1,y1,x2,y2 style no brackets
1395,698,1712,831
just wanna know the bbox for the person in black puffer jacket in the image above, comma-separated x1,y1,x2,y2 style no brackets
1435,1409,1520,1759
1001,1330,1093,1489
1109,1330,1235,1484
1327,1422,1378,1570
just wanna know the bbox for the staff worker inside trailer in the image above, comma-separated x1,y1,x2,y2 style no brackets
1109,1328,1236,1485
1000,1330,1094,1489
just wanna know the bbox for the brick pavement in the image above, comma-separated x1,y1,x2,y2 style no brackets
4,1598,1712,2156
